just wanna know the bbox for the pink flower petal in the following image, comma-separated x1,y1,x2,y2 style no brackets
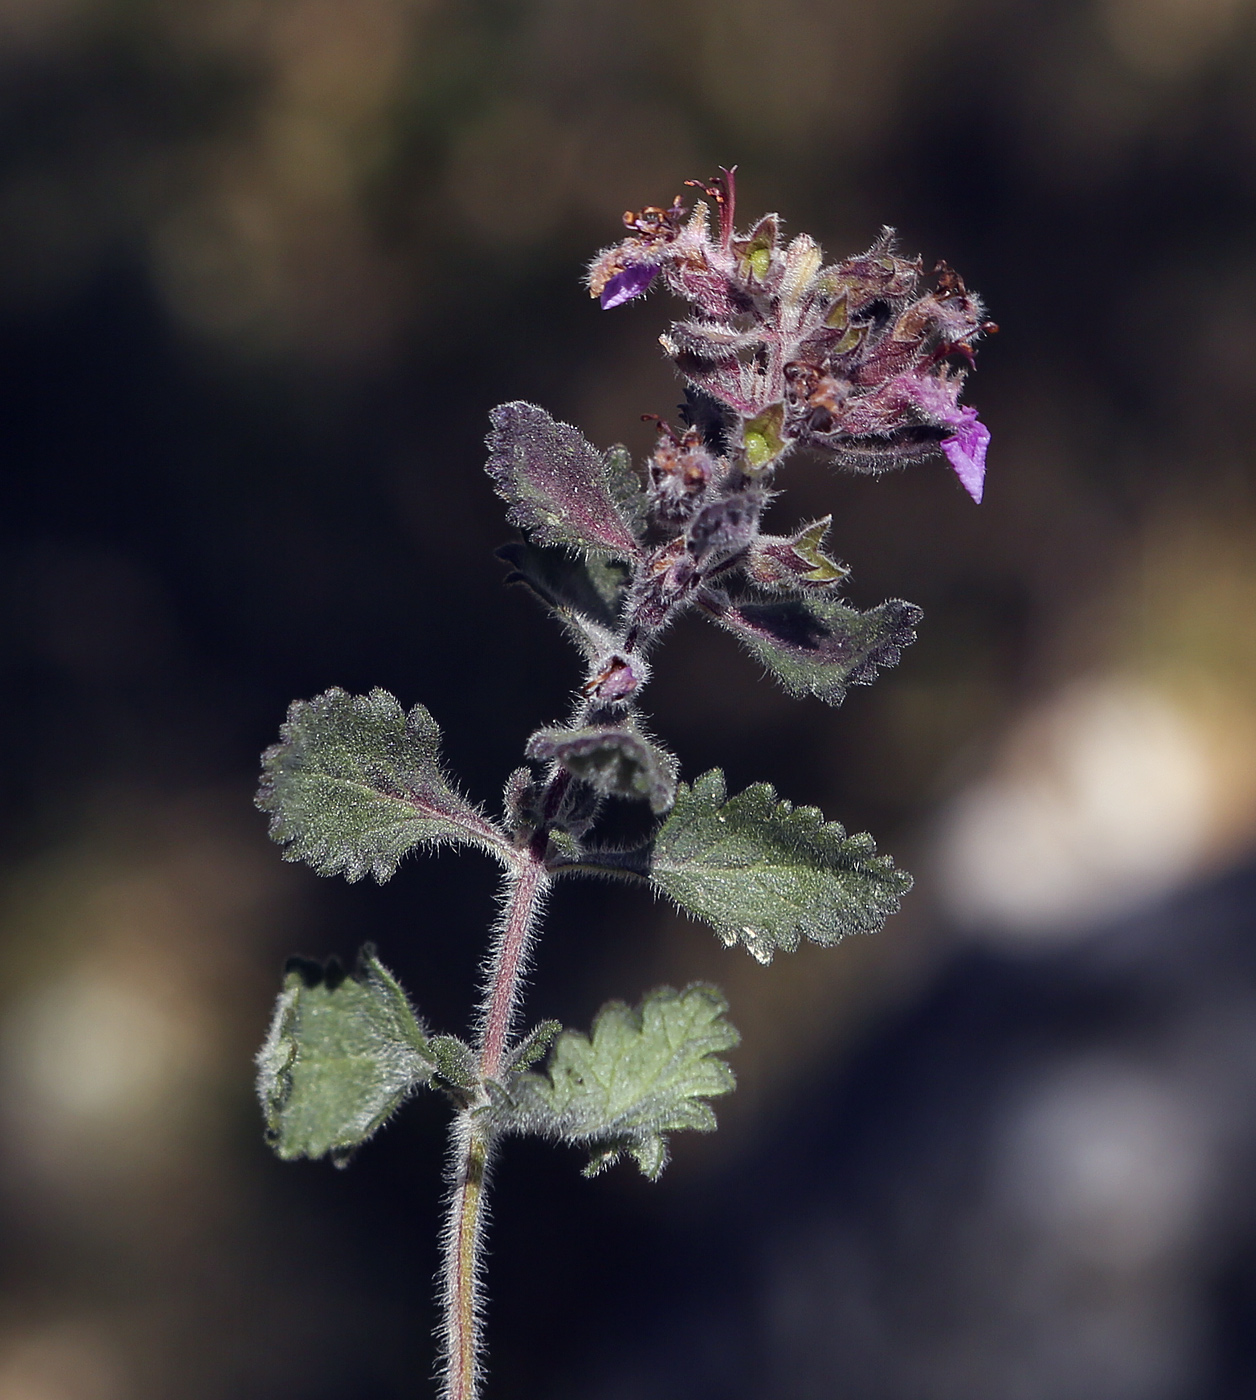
941,407,989,503
600,264,659,309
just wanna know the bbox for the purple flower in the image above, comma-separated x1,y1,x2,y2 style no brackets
600,263,659,309
884,375,989,503
940,407,989,504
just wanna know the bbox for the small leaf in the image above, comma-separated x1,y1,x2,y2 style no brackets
257,689,509,882
487,402,645,556
505,1020,562,1072
497,540,630,659
504,985,738,1180
527,723,678,814
649,770,912,963
256,949,434,1164
732,214,779,283
603,444,649,540
429,1035,480,1092
701,587,921,706
745,515,850,590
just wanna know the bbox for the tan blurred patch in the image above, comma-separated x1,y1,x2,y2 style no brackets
151,0,428,362
0,789,292,1212
935,506,1256,940
0,1321,124,1400
1101,0,1250,79
681,0,959,144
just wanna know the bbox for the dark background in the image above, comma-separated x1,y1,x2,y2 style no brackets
2,1,1256,1397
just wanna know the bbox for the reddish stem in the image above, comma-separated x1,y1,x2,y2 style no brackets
477,853,548,1077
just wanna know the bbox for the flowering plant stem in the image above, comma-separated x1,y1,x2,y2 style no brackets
253,169,988,1399
444,853,548,1400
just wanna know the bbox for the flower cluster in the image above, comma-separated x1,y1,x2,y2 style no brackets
588,169,994,502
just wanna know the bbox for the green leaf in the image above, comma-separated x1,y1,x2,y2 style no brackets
497,541,630,631
497,540,631,660
429,1034,480,1093
649,770,912,963
256,949,434,1164
504,1019,562,1072
487,402,645,556
603,443,649,540
701,587,921,706
503,985,738,1180
526,723,678,813
257,688,510,882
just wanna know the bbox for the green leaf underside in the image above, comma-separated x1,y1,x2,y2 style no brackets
650,770,912,963
504,985,738,1180
497,541,630,630
487,402,644,556
526,724,678,813
257,951,434,1164
257,688,508,882
701,589,922,706
603,443,649,540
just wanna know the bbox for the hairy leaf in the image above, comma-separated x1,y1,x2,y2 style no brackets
497,540,631,659
527,723,678,813
429,1035,480,1093
503,985,738,1180
257,688,509,882
603,443,649,541
650,770,912,963
487,402,645,556
256,949,434,1164
701,588,921,706
505,1020,562,1072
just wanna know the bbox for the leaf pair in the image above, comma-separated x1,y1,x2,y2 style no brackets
258,691,913,963
258,950,738,1181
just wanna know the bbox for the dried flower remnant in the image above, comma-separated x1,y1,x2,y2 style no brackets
589,167,995,500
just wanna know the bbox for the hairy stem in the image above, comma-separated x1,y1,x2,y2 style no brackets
439,854,549,1400
478,854,548,1078
440,1114,490,1400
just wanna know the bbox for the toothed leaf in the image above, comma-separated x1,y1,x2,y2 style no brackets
256,949,434,1164
504,985,738,1180
257,688,509,882
649,770,912,963
702,588,921,706
527,723,678,813
487,402,645,556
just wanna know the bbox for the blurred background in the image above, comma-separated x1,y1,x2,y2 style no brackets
2,0,1256,1396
